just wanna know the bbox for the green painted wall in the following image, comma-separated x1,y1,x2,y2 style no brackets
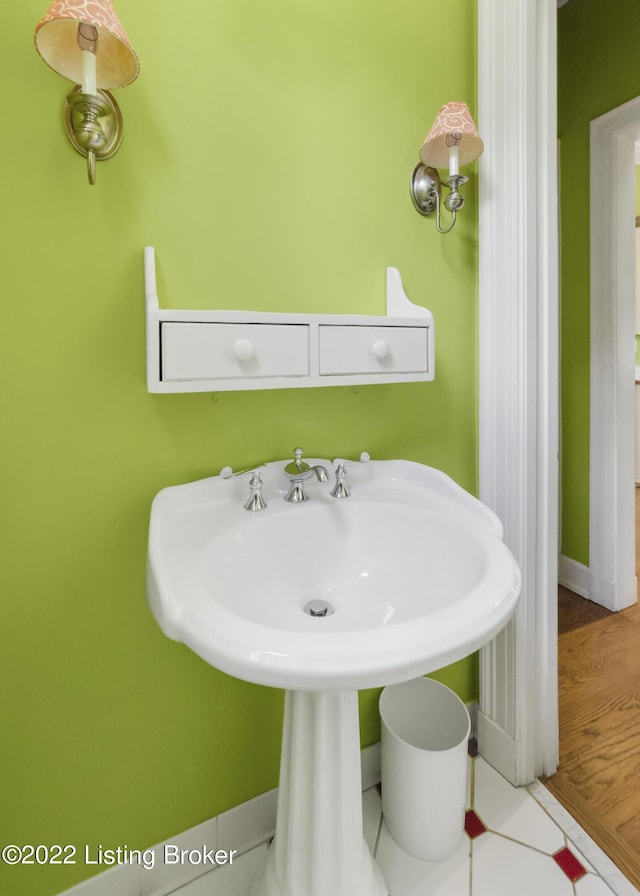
558,0,640,564
1,2,479,894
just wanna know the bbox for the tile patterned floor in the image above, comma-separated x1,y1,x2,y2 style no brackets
174,757,640,896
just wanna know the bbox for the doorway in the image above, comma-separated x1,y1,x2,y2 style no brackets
543,95,640,888
587,96,640,612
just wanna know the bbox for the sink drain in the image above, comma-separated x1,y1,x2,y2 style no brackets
303,599,334,618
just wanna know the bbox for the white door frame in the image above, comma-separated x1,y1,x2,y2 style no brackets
477,0,559,784
589,98,640,612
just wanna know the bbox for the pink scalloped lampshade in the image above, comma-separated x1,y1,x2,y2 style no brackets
35,0,139,89
419,102,484,169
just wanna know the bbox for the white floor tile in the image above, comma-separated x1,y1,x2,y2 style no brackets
472,832,573,896
375,819,470,896
474,759,565,854
576,874,620,896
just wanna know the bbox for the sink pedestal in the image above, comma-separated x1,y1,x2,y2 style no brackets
250,689,387,896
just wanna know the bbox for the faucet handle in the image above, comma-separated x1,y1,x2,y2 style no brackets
285,447,310,475
330,462,350,499
244,471,267,512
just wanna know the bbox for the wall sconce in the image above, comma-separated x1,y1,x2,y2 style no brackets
410,102,483,234
34,0,139,186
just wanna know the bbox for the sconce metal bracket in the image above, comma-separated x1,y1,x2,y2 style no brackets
63,86,123,184
410,163,470,234
409,163,441,216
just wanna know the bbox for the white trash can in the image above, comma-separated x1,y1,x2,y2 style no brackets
379,677,470,861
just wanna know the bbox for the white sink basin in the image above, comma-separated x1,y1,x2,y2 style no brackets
147,458,520,690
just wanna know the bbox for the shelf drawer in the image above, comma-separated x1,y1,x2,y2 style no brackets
318,325,429,376
161,322,309,382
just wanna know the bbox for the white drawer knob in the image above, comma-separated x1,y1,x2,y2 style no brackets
372,338,390,360
233,338,255,362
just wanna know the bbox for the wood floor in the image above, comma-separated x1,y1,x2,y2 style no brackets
543,493,640,888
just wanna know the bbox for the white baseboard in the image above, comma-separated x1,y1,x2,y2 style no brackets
559,554,639,611
558,554,590,599
477,710,517,784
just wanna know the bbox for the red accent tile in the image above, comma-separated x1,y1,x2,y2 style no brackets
553,847,587,882
465,809,487,839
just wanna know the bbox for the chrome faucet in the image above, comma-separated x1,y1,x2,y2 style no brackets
283,448,329,503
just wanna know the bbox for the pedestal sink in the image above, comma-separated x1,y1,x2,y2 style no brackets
147,457,521,896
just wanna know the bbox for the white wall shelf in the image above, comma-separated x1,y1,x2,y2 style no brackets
144,247,434,393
